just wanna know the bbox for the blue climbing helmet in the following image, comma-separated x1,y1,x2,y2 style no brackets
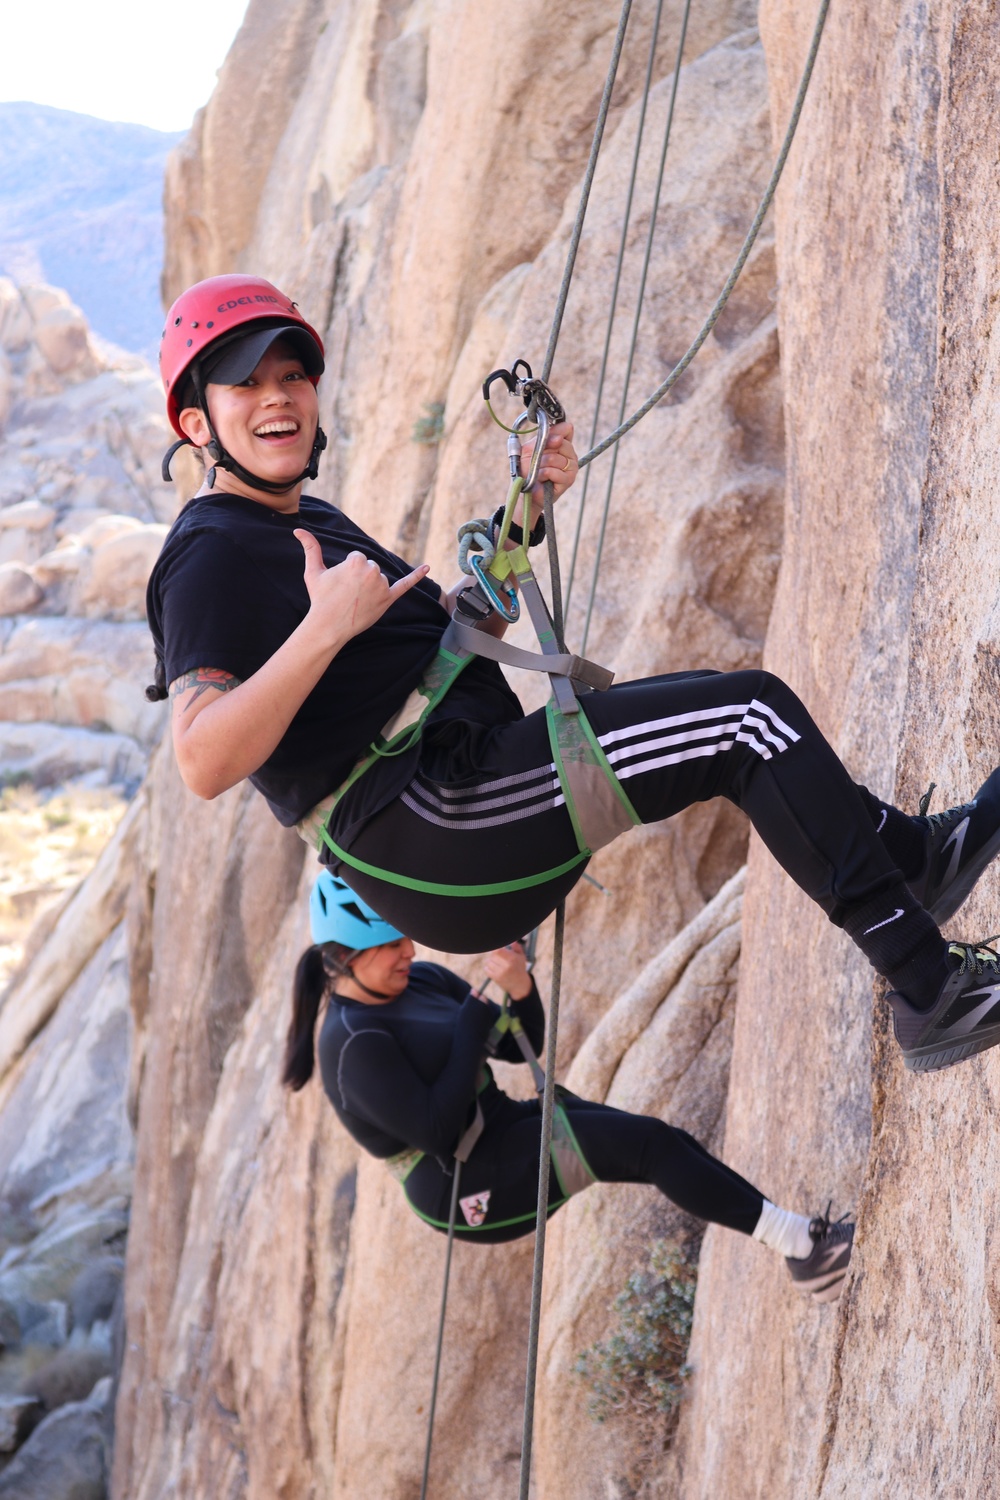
310,871,404,950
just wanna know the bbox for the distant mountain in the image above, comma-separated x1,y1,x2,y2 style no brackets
0,103,183,361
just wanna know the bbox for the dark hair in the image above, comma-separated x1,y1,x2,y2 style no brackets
283,942,354,1090
145,653,168,703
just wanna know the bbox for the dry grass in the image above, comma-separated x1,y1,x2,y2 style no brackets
0,785,128,991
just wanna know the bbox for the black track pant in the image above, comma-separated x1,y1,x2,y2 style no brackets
340,668,909,951
403,1091,764,1245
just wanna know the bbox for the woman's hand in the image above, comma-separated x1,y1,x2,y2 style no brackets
518,420,578,506
481,941,533,1000
295,531,429,645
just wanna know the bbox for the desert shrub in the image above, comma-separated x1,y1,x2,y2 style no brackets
411,401,445,445
575,1240,697,1428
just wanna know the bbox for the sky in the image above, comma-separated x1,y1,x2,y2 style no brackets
0,0,250,134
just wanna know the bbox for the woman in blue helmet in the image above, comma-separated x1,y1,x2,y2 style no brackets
283,870,855,1301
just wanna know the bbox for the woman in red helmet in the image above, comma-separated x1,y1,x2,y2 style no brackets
147,274,1000,1076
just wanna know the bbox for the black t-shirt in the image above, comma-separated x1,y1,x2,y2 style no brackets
316,961,546,1161
146,491,522,826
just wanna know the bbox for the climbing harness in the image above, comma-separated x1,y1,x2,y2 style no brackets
295,358,641,881
394,984,596,1223
415,975,595,1500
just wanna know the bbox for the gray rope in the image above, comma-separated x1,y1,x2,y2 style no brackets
540,0,634,384
579,0,692,654
517,6,633,1492
517,901,565,1500
579,0,831,469
565,0,668,614
419,1158,463,1500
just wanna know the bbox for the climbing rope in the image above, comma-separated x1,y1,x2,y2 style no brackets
578,0,831,470
419,0,832,1489
565,0,672,616
419,1159,463,1500
578,0,692,655
540,0,635,388
517,2,830,1494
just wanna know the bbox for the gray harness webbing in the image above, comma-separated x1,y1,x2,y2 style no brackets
442,619,612,694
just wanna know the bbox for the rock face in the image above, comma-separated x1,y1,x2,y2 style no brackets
666,2,1000,1495
0,278,177,792
117,4,781,1498
6,0,992,1495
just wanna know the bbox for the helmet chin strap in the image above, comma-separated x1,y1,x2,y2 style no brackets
160,365,328,492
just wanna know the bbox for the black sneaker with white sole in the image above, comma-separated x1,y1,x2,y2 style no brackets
785,1210,854,1303
889,941,1000,1072
909,768,1000,925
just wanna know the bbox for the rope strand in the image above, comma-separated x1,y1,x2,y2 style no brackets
565,0,668,613
579,0,831,469
540,0,634,383
419,1161,463,1500
579,0,692,654
517,901,565,1500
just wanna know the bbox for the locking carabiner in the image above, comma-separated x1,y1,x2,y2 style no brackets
470,554,520,623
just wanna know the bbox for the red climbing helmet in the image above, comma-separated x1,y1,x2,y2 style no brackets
160,274,325,437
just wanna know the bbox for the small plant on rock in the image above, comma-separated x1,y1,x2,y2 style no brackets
574,1240,697,1432
411,401,445,445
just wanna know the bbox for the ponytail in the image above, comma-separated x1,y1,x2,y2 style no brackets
283,946,328,1090
283,941,356,1090
145,650,168,703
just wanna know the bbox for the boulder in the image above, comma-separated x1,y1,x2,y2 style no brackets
0,1393,41,1452
73,517,143,550
0,721,146,790
0,350,12,432
0,501,57,533
31,542,87,602
0,1295,20,1350
0,278,32,352
0,617,164,745
15,1300,68,1351
0,285,179,526
21,1347,112,1415
34,305,95,380
0,805,141,1087
0,562,42,616
69,1259,124,1335
0,1393,108,1500
78,524,167,621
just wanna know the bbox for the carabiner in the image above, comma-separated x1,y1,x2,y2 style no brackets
470,554,520,623
518,406,550,494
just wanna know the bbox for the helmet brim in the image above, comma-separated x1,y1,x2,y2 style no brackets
203,323,325,386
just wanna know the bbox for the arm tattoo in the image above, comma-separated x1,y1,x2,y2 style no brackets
168,667,242,704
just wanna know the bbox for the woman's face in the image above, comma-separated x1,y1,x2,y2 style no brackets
349,937,415,1001
180,340,319,500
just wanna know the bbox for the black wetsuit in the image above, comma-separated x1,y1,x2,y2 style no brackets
317,961,765,1243
147,490,935,971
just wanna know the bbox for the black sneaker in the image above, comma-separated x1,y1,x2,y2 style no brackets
785,1209,854,1303
909,769,1000,924
889,941,1000,1072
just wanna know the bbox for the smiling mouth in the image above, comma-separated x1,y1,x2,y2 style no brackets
253,419,301,441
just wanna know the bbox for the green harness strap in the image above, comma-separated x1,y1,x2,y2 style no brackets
296,640,639,893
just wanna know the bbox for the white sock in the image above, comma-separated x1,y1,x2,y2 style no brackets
752,1200,814,1260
